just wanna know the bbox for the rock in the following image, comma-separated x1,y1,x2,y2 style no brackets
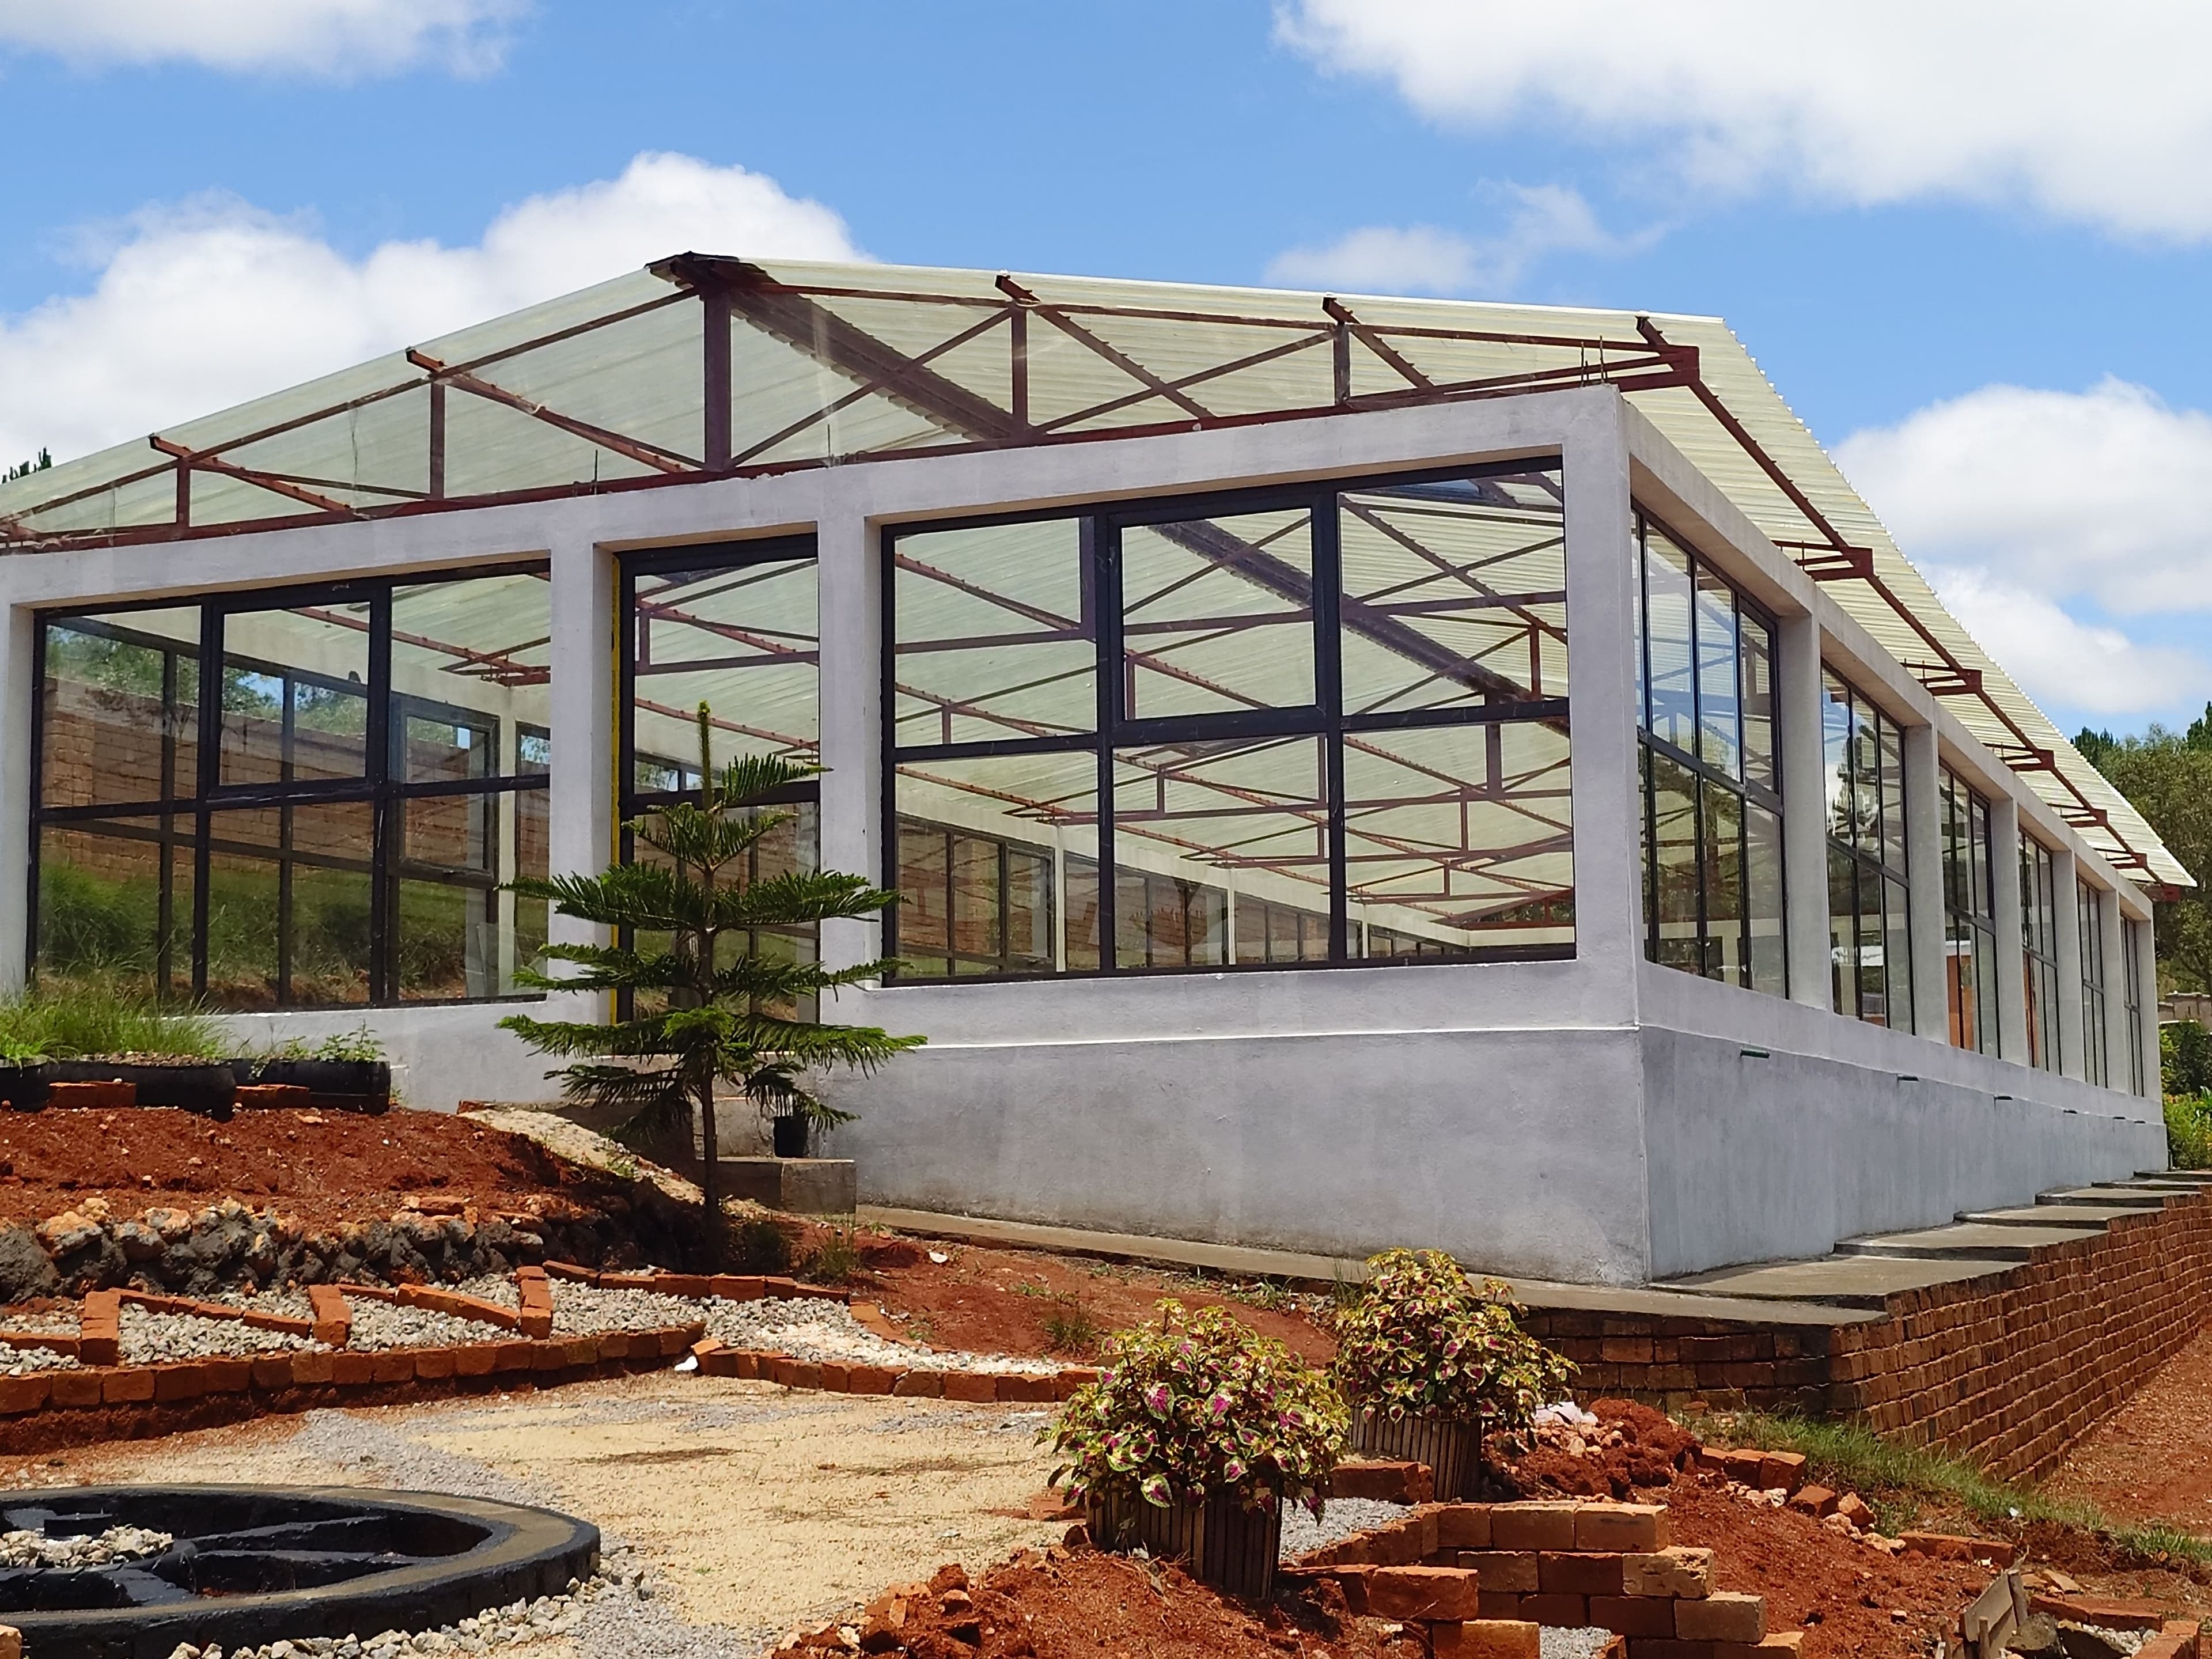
36,1212,100,1256
0,1225,58,1301
115,1221,166,1264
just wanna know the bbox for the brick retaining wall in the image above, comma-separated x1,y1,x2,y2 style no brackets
1523,1187,2212,1482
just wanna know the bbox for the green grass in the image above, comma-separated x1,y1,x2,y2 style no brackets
1717,1410,2212,1570
799,1217,865,1287
0,979,224,1062
1040,1295,1101,1357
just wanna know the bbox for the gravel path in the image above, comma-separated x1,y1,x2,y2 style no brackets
118,1305,321,1363
344,1300,512,1351
702,1297,1058,1376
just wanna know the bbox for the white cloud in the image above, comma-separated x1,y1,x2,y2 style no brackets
1267,183,1659,296
0,151,863,467
0,0,525,76
1279,1,2212,243
1836,378,2212,618
1921,564,2210,718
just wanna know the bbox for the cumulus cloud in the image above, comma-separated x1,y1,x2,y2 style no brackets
1279,1,2212,243
1836,378,2212,618
0,0,525,76
1921,564,2211,718
0,151,863,466
1267,183,1657,295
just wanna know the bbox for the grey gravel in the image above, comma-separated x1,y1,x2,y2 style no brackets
1279,1497,1408,1562
0,1307,79,1336
547,1281,700,1335
119,1305,323,1363
343,1301,510,1352
702,1297,1056,1376
0,1344,77,1374
1542,1629,1619,1659
0,1523,170,1567
207,1289,317,1321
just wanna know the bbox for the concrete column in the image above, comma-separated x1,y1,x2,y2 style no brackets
1903,724,1946,1040
0,603,33,993
2134,911,2163,1103
2051,847,2085,1082
1989,796,2028,1063
1560,403,1642,1012
1775,612,1831,1009
2099,885,2131,1096
546,534,616,1012
816,503,881,978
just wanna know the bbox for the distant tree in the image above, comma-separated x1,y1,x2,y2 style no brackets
2,448,51,484
2080,719,2212,996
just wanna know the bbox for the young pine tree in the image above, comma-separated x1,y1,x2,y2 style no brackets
499,706,921,1247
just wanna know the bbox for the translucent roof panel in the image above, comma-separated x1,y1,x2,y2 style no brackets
0,253,2175,888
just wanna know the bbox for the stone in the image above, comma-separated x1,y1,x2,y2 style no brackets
1673,1590,1766,1643
1365,1567,1483,1623
1621,1547,1713,1599
1430,1622,1541,1658
1834,1493,1875,1528
1490,1503,1581,1552
0,1226,58,1302
1786,1484,1838,1518
1574,1503,1666,1552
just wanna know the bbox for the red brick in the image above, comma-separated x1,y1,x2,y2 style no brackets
1430,1622,1541,1659
1476,1592,1524,1620
1589,1596,1675,1638
152,1362,209,1403
453,1344,499,1378
0,1374,48,1415
414,1347,458,1380
1334,1461,1436,1505
1674,1592,1766,1643
1576,1505,1668,1552
1460,1552,1539,1593
1493,1505,1581,1552
50,1369,104,1408
1437,1505,1493,1550
847,1365,897,1395
893,1370,944,1397
709,1275,764,1301
1520,1593,1588,1626
942,1372,999,1403
1540,1555,1624,1596
1901,1532,2015,1567
997,1373,1058,1404
332,1352,377,1387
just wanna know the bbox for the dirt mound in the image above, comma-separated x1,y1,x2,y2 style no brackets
1505,1396,1703,1498
774,1551,1407,1658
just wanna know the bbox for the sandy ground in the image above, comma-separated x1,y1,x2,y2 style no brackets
2044,1321,2212,1533
38,1370,1068,1655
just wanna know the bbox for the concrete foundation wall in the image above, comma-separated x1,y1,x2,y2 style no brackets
217,1002,554,1113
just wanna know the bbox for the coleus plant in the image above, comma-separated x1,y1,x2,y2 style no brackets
1042,1300,1347,1516
1330,1248,1575,1429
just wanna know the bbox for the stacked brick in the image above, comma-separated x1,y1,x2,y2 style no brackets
1522,1188,2212,1482
1286,1499,1799,1657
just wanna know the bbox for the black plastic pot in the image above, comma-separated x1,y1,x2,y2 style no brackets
43,1059,238,1119
1351,1406,1483,1500
234,1058,392,1113
0,1064,43,1111
771,1114,810,1158
1086,1488,1281,1602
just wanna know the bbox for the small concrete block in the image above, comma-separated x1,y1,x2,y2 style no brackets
1673,1591,1767,1643
1461,1552,1539,1593
0,1376,48,1415
1540,1554,1624,1596
1520,1593,1588,1627
1786,1484,1838,1518
892,1370,943,1397
369,1351,415,1385
290,1351,337,1386
1437,1505,1493,1550
1589,1596,1675,1638
1431,1620,1541,1658
101,1368,156,1404
715,1156,858,1215
1366,1567,1483,1623
1717,1448,1767,1484
942,1372,998,1403
1756,1452,1805,1494
413,1347,457,1381
1333,1460,1435,1505
1713,1637,1803,1658
49,1369,104,1408
1366,1517,1426,1566
1492,1503,1582,1552
1576,1504,1668,1552
1622,1548,1714,1599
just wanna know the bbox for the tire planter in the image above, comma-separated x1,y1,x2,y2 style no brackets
1350,1407,1482,1501
1085,1488,1280,1603
41,1060,238,1119
771,1113,810,1158
0,1063,42,1111
234,1058,391,1113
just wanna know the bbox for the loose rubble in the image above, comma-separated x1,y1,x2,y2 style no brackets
0,1523,171,1567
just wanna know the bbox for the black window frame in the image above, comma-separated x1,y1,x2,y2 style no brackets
29,563,552,1008
2123,916,2147,1094
1938,767,2001,1055
1822,669,1914,1033
1631,510,1787,994
2020,834,2064,1074
880,459,1573,984
2078,879,2108,1088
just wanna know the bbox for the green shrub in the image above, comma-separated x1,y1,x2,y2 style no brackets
1043,1300,1346,1514
799,1217,863,1286
729,1216,794,1274
2164,1020,2212,1099
2168,1092,2212,1169
1330,1248,1574,1431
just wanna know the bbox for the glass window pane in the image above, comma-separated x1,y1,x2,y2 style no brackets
894,517,1094,747
391,570,551,785
1821,672,1853,847
1114,736,1320,968
205,802,375,1009
1856,850,1888,1025
892,751,1090,977
1747,803,1786,995
1700,778,1744,985
1346,721,1573,959
40,610,200,809
36,818,192,1001
1828,844,1858,1019
1740,616,1777,794
1337,469,1566,718
218,603,371,787
396,790,542,1001
630,555,817,798
1884,876,1913,1035
1693,565,1740,778
1650,751,1701,973
1119,508,1314,719
1878,715,1907,872
1643,530,1695,751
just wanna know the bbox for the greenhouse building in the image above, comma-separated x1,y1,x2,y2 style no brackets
0,255,2177,1284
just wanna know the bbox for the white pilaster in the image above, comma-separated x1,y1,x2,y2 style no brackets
1990,796,2028,1064
0,603,33,993
1903,723,1947,1040
2098,884,2130,1096
2052,849,2085,1082
2134,911,2163,1103
816,505,881,978
1777,613,1831,1009
546,534,616,1011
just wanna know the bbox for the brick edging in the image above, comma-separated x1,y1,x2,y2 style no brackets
688,1338,1098,1404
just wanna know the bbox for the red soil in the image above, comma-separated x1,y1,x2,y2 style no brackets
2045,1321,2212,1536
0,1107,593,1230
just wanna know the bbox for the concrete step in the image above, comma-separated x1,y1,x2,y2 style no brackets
1653,1253,2021,1312
1956,1204,2130,1230
2037,1186,2171,1209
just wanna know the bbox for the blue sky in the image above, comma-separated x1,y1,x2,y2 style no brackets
3,0,2209,736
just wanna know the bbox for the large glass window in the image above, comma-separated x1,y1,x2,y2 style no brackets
1633,516,1784,994
619,540,821,1016
1939,768,2000,1055
1822,672,1912,1031
2078,882,2108,1088
33,569,551,1006
2020,836,2063,1073
2124,917,2147,1095
885,463,1573,979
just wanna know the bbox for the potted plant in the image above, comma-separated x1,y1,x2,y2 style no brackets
1330,1249,1575,1500
1043,1300,1345,1601
237,1026,392,1112
499,704,922,1260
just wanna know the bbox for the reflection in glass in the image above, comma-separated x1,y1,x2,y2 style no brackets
218,604,372,786
1119,509,1314,719
40,611,201,809
631,556,817,795
36,819,192,1001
